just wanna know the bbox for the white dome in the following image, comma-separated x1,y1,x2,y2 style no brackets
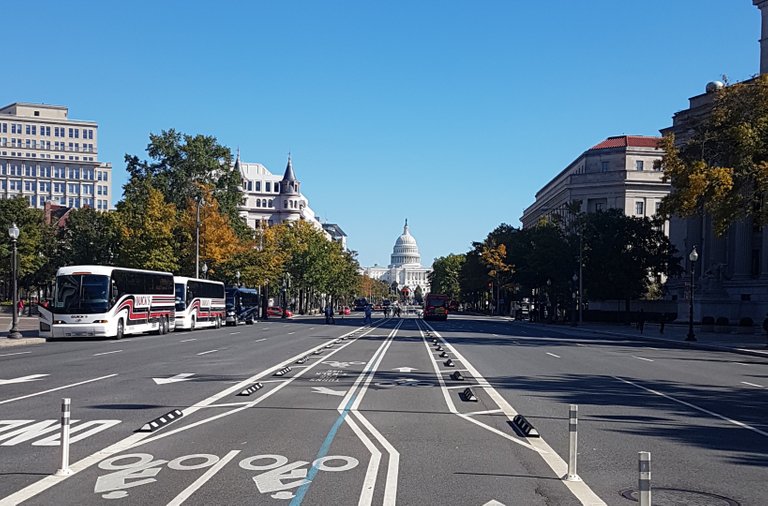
390,220,421,267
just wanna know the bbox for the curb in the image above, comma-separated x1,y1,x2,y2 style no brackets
0,337,45,348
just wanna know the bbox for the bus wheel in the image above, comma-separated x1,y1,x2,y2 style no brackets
115,319,124,340
216,316,221,328
159,318,166,335
190,317,196,331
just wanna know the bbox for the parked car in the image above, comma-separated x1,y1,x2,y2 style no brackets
267,306,293,318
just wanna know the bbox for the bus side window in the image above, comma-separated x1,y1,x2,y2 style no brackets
111,282,119,305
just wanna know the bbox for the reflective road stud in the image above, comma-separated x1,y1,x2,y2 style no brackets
639,452,651,506
566,404,579,481
55,398,72,476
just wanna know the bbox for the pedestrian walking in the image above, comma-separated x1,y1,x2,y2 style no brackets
364,305,372,325
762,313,768,348
17,299,24,317
324,305,335,324
637,309,645,334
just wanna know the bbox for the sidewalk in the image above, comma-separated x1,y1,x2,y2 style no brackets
0,316,44,347
524,319,768,359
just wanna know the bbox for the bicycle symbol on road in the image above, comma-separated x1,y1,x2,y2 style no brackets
374,377,434,388
94,451,359,500
321,360,366,368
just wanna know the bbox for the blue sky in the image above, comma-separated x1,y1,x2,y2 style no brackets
2,1,759,267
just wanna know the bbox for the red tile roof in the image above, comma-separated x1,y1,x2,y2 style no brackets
589,135,661,151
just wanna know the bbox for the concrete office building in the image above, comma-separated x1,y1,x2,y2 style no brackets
658,0,768,322
0,103,112,210
521,135,669,229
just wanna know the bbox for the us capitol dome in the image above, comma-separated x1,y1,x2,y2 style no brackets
363,220,431,299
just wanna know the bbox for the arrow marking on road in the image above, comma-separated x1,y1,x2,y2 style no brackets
392,367,417,372
311,386,347,396
153,373,195,385
0,374,49,386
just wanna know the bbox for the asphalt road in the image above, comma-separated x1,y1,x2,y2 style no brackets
0,314,765,505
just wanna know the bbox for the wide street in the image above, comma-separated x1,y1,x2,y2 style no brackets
0,314,766,505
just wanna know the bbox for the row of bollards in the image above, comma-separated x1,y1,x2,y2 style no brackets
566,404,651,506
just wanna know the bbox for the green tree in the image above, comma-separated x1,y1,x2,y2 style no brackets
0,197,51,297
57,207,122,266
660,74,768,234
582,209,681,306
115,182,180,272
124,129,250,239
429,253,465,300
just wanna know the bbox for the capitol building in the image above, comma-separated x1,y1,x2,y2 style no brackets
363,220,431,297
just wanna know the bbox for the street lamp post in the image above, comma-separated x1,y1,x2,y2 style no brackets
572,273,579,326
195,195,204,278
686,246,699,342
8,223,22,339
201,262,208,280
236,270,241,287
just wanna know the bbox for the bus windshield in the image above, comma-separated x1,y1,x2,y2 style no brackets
54,274,111,314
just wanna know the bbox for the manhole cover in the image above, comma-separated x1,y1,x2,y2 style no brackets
620,488,740,505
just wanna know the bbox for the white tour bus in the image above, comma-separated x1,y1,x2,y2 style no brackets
39,265,175,340
174,276,226,330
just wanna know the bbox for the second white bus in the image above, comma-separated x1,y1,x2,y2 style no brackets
174,277,226,330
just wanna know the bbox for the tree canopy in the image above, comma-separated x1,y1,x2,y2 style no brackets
661,74,768,234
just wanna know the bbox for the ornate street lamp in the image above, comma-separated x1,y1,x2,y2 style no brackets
201,262,208,280
8,223,22,339
195,195,204,278
236,270,241,287
686,246,699,342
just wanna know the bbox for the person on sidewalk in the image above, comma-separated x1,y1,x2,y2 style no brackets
363,305,372,325
17,299,24,317
762,313,768,348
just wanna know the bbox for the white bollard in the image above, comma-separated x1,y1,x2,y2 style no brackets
55,398,73,476
566,404,579,481
638,451,651,506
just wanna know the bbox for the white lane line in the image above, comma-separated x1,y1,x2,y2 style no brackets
93,350,123,357
465,409,503,417
741,381,764,388
254,338,267,343
197,349,218,356
0,351,32,357
288,332,296,335
736,362,749,366
180,338,196,343
614,376,768,437
348,321,402,505
422,321,606,505
632,356,654,362
0,374,117,406
166,450,241,506
646,347,659,350
229,332,241,335
546,352,561,359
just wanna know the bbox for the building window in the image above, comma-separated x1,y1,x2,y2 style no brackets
266,182,271,192
636,160,644,171
268,199,273,207
601,161,609,172
635,201,645,215
255,181,261,191
653,160,662,171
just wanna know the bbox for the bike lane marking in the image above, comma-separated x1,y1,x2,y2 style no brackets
0,323,381,506
166,450,241,506
291,319,403,506
419,320,607,506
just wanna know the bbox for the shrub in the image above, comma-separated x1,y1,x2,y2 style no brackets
716,317,729,326
739,317,754,327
